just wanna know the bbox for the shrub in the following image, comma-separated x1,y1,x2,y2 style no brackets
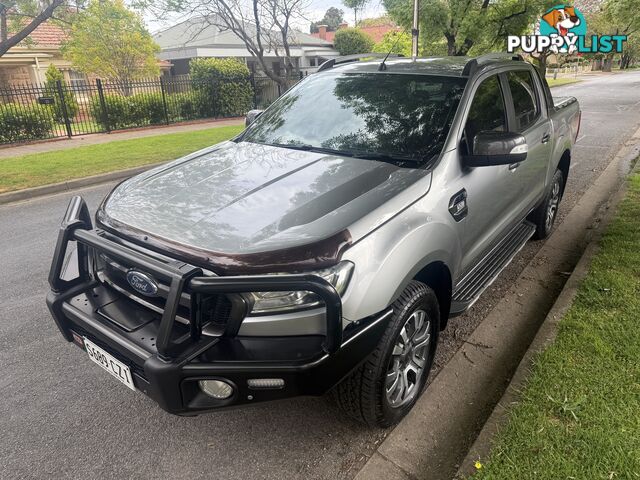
0,103,55,143
168,90,209,121
90,92,167,130
190,58,253,117
333,28,374,55
44,64,79,122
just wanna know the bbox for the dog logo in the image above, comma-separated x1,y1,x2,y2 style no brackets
540,5,586,53
507,4,626,55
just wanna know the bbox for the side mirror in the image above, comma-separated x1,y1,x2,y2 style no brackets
463,131,528,167
245,109,263,127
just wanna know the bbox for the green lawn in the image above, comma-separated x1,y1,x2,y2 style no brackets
547,77,583,87
471,174,640,479
0,125,243,193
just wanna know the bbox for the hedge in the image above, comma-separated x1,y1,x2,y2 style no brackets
334,28,374,56
90,92,166,130
0,103,55,143
190,58,253,117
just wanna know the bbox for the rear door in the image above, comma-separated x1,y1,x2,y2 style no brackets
503,69,552,214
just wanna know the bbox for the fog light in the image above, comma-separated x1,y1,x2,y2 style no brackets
198,380,234,399
247,378,285,390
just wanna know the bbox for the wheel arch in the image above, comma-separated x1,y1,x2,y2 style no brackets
557,149,571,196
412,261,453,330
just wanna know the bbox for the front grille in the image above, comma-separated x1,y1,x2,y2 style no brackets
93,251,233,332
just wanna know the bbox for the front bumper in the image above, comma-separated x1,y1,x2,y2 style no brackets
47,196,391,415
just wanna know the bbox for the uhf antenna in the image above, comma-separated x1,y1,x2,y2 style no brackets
378,29,407,71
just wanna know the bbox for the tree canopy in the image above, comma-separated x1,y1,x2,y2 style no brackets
342,0,369,25
0,0,80,58
62,0,159,83
373,30,411,56
333,27,373,55
310,7,344,33
383,0,549,56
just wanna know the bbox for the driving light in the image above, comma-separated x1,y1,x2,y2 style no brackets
247,378,285,390
249,261,354,314
199,380,233,399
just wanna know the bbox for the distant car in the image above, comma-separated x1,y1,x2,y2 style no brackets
48,53,580,427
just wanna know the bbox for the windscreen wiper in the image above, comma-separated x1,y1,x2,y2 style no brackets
264,143,424,164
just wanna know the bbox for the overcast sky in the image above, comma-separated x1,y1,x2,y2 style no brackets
145,0,387,34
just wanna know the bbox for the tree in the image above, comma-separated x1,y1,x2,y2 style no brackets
384,0,548,56
588,0,640,71
44,63,78,121
333,27,373,55
342,0,368,25
0,1,80,58
372,30,411,56
63,0,159,84
146,0,308,89
310,7,344,33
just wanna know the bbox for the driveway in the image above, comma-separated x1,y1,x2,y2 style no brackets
1,70,639,479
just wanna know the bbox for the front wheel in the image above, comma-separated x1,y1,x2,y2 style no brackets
332,281,440,427
529,169,564,240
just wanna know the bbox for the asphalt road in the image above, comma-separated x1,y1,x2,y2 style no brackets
2,70,640,480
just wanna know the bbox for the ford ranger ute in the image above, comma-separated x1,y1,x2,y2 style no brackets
47,53,580,427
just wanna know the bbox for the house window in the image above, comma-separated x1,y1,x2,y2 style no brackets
68,70,87,91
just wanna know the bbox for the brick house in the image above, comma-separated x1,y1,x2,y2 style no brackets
311,21,401,45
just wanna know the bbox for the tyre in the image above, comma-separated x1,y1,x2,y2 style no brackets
529,169,564,240
332,281,440,428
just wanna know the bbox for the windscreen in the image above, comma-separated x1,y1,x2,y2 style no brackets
241,72,466,162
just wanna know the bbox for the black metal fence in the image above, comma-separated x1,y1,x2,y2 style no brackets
0,72,304,145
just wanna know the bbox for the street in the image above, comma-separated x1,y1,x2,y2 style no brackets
1,70,639,480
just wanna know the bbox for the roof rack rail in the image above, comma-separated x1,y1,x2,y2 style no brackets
462,53,524,77
317,53,404,72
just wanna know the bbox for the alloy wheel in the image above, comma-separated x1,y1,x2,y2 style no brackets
385,309,432,408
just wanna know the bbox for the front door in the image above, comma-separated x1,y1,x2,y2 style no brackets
457,73,523,273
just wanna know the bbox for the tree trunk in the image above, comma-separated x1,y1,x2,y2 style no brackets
602,55,613,72
1,6,7,43
445,34,456,56
535,54,548,78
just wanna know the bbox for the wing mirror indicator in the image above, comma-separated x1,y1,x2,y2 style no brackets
463,131,528,167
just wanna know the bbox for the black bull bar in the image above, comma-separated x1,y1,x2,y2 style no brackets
47,196,344,358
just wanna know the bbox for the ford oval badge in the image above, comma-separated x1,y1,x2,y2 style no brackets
126,270,159,297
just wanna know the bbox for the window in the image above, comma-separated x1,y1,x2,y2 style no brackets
464,75,506,151
242,73,466,161
68,70,87,91
507,70,539,132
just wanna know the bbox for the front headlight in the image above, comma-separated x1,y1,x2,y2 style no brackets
249,261,354,315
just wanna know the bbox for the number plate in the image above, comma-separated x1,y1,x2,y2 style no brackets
83,338,136,391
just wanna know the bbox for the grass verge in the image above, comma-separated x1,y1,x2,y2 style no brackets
0,125,243,194
547,77,583,87
471,174,640,479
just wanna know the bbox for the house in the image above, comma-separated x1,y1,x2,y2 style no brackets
154,16,340,76
311,21,400,44
0,19,173,89
0,21,79,88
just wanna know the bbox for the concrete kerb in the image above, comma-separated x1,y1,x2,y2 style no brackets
454,133,640,478
353,128,640,480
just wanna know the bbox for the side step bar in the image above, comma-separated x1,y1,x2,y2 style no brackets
451,221,536,315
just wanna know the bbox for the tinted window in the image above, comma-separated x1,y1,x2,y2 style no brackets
242,73,466,161
507,70,539,132
464,75,506,149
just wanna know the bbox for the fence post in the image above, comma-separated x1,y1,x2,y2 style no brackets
96,79,110,133
55,80,73,138
249,73,258,109
160,76,170,125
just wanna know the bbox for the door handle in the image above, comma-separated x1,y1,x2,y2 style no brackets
541,132,551,144
449,189,468,222
508,162,520,171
